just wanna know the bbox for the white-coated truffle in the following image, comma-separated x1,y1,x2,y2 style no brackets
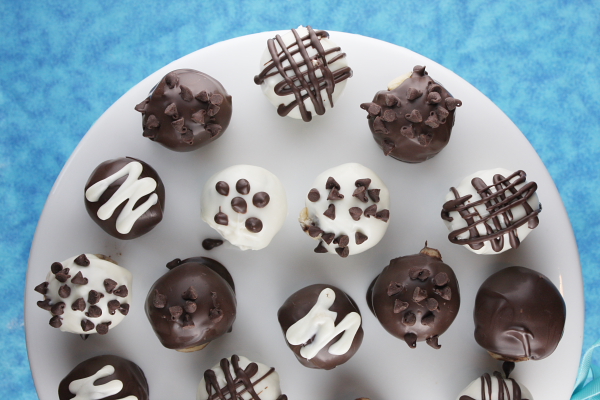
299,163,390,257
254,26,352,122
201,165,287,250
456,372,533,400
441,168,541,255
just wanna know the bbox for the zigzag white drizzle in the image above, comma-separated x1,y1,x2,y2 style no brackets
85,161,158,234
68,364,138,400
286,287,361,359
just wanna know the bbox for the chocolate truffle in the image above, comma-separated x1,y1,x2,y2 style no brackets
254,25,352,122
474,266,566,362
456,370,533,400
299,163,390,257
58,355,149,400
145,257,236,352
135,69,232,152
197,355,288,400
367,245,460,349
277,284,363,370
441,168,541,255
360,65,462,163
84,157,165,240
34,254,132,336
201,165,287,251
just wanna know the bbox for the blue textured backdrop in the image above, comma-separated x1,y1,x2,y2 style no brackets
1,0,599,398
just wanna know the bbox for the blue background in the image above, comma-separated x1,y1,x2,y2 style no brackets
1,0,599,398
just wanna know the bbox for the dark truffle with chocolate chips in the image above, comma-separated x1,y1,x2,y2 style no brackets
144,257,236,352
367,245,460,349
58,355,149,400
474,266,566,362
361,65,462,163
135,69,232,152
278,284,363,370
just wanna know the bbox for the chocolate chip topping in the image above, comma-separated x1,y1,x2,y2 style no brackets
421,313,435,326
71,271,88,285
334,235,350,248
202,238,224,250
413,287,428,302
107,300,121,315
71,298,86,312
51,302,66,315
58,284,71,298
184,301,197,314
96,321,111,335
86,305,102,318
119,303,130,315
433,272,449,286
81,319,95,332
375,209,390,222
34,282,48,295
327,187,344,200
387,281,406,296
368,189,381,203
314,241,328,253
55,269,71,283
182,314,195,329
231,197,248,213
355,178,372,188
216,181,229,196
323,204,336,220
104,279,117,293
245,217,263,233
236,179,250,195
352,186,368,202
252,192,270,208
325,177,340,190
215,207,229,226
182,286,198,301
169,306,183,321
335,247,350,258
87,290,104,305
355,231,368,245
74,254,90,266
51,262,63,274
426,335,441,349
49,315,62,328
37,299,52,311
308,188,320,202
308,225,324,238
113,285,129,298
409,268,431,281
426,298,439,311
164,102,179,118
403,312,416,326
364,204,377,218
321,232,335,244
434,286,452,301
349,207,363,221
153,290,167,308
394,300,409,313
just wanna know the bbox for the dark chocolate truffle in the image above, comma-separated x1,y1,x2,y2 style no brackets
367,245,460,349
58,355,149,400
144,257,236,352
84,157,165,240
135,69,232,152
277,284,363,370
474,266,566,362
360,65,462,163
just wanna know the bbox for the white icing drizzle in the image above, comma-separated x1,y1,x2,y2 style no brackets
68,364,138,400
85,161,158,234
286,288,361,359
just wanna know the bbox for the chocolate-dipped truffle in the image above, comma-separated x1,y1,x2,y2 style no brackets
360,65,461,163
299,163,390,257
197,355,288,400
474,266,565,362
84,157,165,240
277,284,363,370
367,245,460,349
254,25,352,122
441,168,541,255
456,370,533,400
34,254,132,336
201,165,287,251
59,355,149,400
145,257,236,352
135,69,232,152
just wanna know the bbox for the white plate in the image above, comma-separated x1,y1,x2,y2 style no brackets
25,31,583,399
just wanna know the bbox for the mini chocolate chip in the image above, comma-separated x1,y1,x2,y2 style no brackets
352,186,368,202
216,181,229,196
252,192,270,208
413,65,426,75
179,85,193,102
191,108,206,124
86,305,102,318
385,93,401,107
382,109,397,122
145,114,160,129
434,286,452,301
307,188,320,202
182,313,195,329
153,290,167,308
231,197,248,213
394,299,409,313
164,102,179,118
104,279,117,293
405,109,422,123
142,129,155,139
355,231,368,245
49,315,62,328
308,225,324,238
325,177,340,190
165,72,179,89
207,104,221,117
445,97,462,111
96,322,111,335
119,303,130,315
367,103,381,116
355,178,372,188
375,209,390,222
184,301,197,314
215,207,229,226
172,117,186,133
87,290,104,305
314,241,328,253
364,204,377,218
433,272,449,287
426,335,441,349
182,286,198,301
169,306,183,321
425,114,440,129
403,312,416,326
55,269,71,283
335,247,349,258
409,268,431,281
413,287,428,302
418,133,433,146
323,204,336,220
327,187,344,200
401,125,415,138
387,282,406,296
81,319,95,332
373,117,388,134
71,271,88,285
382,140,395,156
51,302,66,315
428,83,442,93
334,235,350,248
210,93,224,105
436,106,449,120
166,258,182,269
196,90,210,102
37,299,52,311
34,282,48,295
404,332,418,348
209,307,224,322
181,130,193,144
71,298,86,312
202,239,224,250
426,298,439,311
113,285,128,298
107,300,120,315
206,124,222,137
51,262,63,274
368,189,381,203
406,87,423,101
58,284,71,298
245,217,263,233
134,99,148,113
74,254,90,266
426,92,441,104
349,207,363,221
321,232,335,245
236,179,250,194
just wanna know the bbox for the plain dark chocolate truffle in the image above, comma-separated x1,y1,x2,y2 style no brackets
135,69,232,152
58,355,149,400
144,257,236,352
360,65,462,163
474,266,566,362
367,245,460,349
277,284,363,370
84,157,165,240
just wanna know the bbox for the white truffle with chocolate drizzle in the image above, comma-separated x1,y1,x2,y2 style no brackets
34,254,132,335
456,371,533,400
201,165,287,250
299,163,390,257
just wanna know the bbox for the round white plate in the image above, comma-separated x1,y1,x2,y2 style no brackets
25,31,583,400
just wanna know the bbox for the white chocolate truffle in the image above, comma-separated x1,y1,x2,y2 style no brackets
299,163,390,257
456,372,533,400
254,26,352,122
197,355,286,400
34,254,132,335
441,168,541,255
201,165,287,250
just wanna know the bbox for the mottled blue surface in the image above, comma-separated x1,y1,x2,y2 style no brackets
1,0,599,398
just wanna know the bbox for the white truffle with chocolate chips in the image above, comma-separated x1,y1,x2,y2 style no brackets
201,165,288,250
33,254,132,335
299,163,390,257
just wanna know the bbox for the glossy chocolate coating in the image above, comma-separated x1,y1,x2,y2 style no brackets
474,266,566,362
144,257,236,351
84,157,165,240
361,65,461,163
135,69,232,152
58,355,149,400
277,284,363,370
367,247,460,348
